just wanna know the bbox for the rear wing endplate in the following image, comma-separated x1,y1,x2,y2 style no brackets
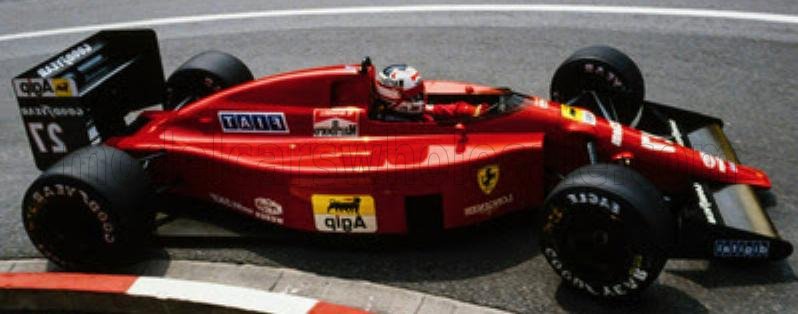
12,30,165,170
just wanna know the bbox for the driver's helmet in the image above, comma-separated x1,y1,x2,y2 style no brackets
375,64,425,114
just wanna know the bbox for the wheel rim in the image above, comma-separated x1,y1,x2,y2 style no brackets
551,205,634,284
27,192,115,266
556,61,645,127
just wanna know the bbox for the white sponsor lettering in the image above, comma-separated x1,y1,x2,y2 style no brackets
534,98,549,109
210,193,254,215
20,105,85,118
693,183,717,224
36,43,93,77
714,239,769,258
464,194,514,216
609,121,623,147
253,197,284,224
582,111,596,125
641,132,676,153
565,192,621,215
700,151,728,173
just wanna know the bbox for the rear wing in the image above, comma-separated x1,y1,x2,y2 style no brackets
12,30,165,170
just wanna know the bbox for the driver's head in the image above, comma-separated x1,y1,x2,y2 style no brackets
375,64,424,114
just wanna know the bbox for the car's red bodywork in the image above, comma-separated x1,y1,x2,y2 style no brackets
106,63,770,234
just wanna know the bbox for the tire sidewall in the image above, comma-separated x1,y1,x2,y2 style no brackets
165,70,225,109
165,51,253,110
540,186,666,298
22,174,129,270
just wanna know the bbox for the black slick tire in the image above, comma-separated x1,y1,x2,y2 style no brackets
540,163,674,298
165,50,253,110
550,46,645,127
22,145,153,271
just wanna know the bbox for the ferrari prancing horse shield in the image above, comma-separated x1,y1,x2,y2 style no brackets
477,164,500,195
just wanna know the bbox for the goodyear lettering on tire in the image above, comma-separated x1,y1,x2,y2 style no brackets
312,194,377,233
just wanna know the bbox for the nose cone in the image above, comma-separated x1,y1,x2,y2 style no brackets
747,166,772,189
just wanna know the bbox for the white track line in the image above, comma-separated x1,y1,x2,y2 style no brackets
1,4,797,42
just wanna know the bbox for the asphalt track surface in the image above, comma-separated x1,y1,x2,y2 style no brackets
1,1,798,313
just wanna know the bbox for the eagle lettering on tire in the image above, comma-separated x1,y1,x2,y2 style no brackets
539,164,673,298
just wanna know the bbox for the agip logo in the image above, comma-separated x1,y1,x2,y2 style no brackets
477,164,500,195
311,194,376,233
13,78,76,98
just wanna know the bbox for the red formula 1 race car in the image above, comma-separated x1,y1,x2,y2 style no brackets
13,30,792,297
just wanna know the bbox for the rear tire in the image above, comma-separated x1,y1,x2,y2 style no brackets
550,46,645,127
22,145,153,271
540,164,673,298
165,50,253,110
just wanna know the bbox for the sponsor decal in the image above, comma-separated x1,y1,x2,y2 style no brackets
561,104,596,126
692,183,717,224
218,111,289,133
313,108,359,137
36,42,93,77
609,121,623,147
477,164,500,195
27,184,115,244
714,239,769,258
583,63,624,88
464,194,513,216
533,98,549,109
312,194,377,233
254,197,284,224
20,104,85,118
343,65,358,73
13,78,76,98
543,247,648,297
210,193,284,225
641,132,676,153
699,151,734,173
210,193,253,214
565,192,621,215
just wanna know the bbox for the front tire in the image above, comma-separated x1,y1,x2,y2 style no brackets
550,46,645,127
22,145,154,271
540,164,673,298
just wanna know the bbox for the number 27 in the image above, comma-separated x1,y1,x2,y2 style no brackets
27,122,66,153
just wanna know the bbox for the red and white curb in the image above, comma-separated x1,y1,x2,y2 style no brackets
0,272,369,314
